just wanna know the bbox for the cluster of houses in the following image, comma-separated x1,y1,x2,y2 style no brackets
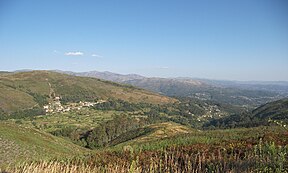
43,96,105,114
196,105,223,121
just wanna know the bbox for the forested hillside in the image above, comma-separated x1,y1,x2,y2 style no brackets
204,98,288,128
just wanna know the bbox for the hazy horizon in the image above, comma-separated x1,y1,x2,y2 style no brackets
1,0,287,81
2,68,288,82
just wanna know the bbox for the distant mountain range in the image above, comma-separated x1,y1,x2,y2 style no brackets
202,79,288,95
54,70,145,83
53,70,288,108
4,69,288,108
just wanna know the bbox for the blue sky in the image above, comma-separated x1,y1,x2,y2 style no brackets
0,0,287,81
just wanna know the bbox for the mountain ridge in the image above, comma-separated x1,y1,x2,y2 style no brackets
52,70,287,107
0,70,176,114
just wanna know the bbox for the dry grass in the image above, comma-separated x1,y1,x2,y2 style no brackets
2,161,129,173
136,122,192,142
3,140,287,173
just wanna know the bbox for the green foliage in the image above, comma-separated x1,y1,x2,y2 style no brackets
85,114,144,149
204,98,288,129
50,126,88,146
93,99,142,111
109,127,153,146
204,112,252,129
29,93,49,106
92,98,226,128
1,122,287,172
0,107,44,121
253,140,288,172
8,107,45,120
0,108,8,120
176,98,206,115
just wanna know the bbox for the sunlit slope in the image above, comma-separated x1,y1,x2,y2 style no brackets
0,83,36,112
110,122,194,148
135,122,192,142
0,71,176,113
0,122,87,166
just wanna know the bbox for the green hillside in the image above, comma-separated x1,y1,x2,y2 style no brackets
110,122,193,149
0,83,36,112
0,71,176,114
3,123,288,172
0,122,87,167
252,98,288,120
204,98,288,128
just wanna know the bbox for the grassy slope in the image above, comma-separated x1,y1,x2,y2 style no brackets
115,125,288,152
252,98,288,120
0,122,87,167
133,122,192,142
0,83,36,112
110,122,194,150
4,125,288,173
204,98,288,128
0,71,176,113
1,121,287,172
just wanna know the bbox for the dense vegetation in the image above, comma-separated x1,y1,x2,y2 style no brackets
0,107,45,120
204,98,288,129
85,114,145,148
49,114,150,149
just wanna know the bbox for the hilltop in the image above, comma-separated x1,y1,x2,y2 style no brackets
55,70,145,83
0,71,176,114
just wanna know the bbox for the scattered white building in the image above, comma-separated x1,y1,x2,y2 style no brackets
43,97,105,114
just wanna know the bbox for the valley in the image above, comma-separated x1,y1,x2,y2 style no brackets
0,71,287,172
2,0,288,171
59,70,288,108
